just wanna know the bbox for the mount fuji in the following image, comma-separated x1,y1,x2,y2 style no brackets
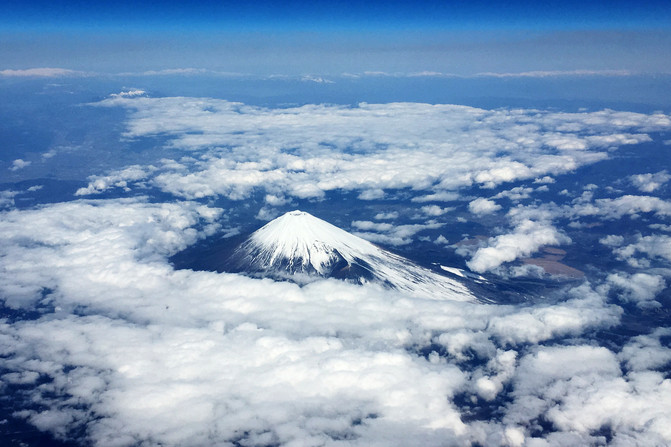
229,210,476,301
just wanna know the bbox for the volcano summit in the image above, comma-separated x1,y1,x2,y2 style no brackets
229,210,475,301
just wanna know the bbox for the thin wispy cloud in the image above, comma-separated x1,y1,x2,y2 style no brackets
0,67,85,77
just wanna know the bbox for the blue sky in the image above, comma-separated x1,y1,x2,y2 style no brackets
3,0,671,32
2,0,671,75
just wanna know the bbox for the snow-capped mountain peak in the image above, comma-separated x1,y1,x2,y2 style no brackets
230,210,475,301
245,210,379,274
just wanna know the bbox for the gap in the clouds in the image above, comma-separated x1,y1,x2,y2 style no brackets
0,288,60,323
0,365,81,446
555,136,671,271
0,179,86,209
0,79,185,183
0,410,78,447
453,387,513,425
168,188,579,305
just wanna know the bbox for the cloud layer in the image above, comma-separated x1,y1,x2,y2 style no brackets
3,96,671,446
81,97,669,204
2,197,658,446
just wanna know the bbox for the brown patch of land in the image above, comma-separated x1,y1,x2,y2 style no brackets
521,246,584,279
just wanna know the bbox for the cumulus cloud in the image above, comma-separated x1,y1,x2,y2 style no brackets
435,235,450,245
503,344,671,446
358,188,385,200
351,220,444,245
533,176,555,184
492,186,535,201
85,97,671,202
467,186,671,275
650,223,671,232
600,234,625,247
630,171,671,192
472,350,517,401
0,190,19,209
374,211,399,220
606,272,667,307
619,328,671,372
9,159,31,171
421,205,452,216
411,191,461,203
75,165,155,196
0,197,640,446
467,219,570,272
4,97,671,446
110,89,147,98
468,198,502,216
264,193,291,206
613,234,671,267
574,195,671,219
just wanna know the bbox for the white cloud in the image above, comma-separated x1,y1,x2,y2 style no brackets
650,223,671,232
9,159,31,171
264,194,291,206
351,220,394,232
301,75,335,84
492,186,534,201
411,191,461,203
600,234,625,247
86,98,671,202
4,97,671,446
75,165,155,195
255,206,280,221
374,211,399,220
574,195,671,220
606,272,666,307
0,67,83,77
352,220,444,246
613,234,671,267
468,198,501,216
358,188,385,200
487,283,620,345
533,176,555,184
41,149,58,159
630,171,671,193
421,205,452,216
355,70,636,80
473,350,517,401
475,69,634,78
110,89,147,98
619,328,671,372
504,344,671,445
0,190,19,209
435,235,450,245
138,68,208,76
0,198,639,446
467,219,570,272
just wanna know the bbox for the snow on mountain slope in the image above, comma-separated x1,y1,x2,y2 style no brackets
230,210,475,301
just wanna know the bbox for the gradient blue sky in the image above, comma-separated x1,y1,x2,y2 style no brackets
2,0,671,75
3,0,671,32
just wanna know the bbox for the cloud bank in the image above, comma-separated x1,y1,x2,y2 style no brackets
3,197,663,446
3,96,671,446
80,98,669,204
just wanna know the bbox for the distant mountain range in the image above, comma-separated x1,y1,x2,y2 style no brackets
228,210,476,301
